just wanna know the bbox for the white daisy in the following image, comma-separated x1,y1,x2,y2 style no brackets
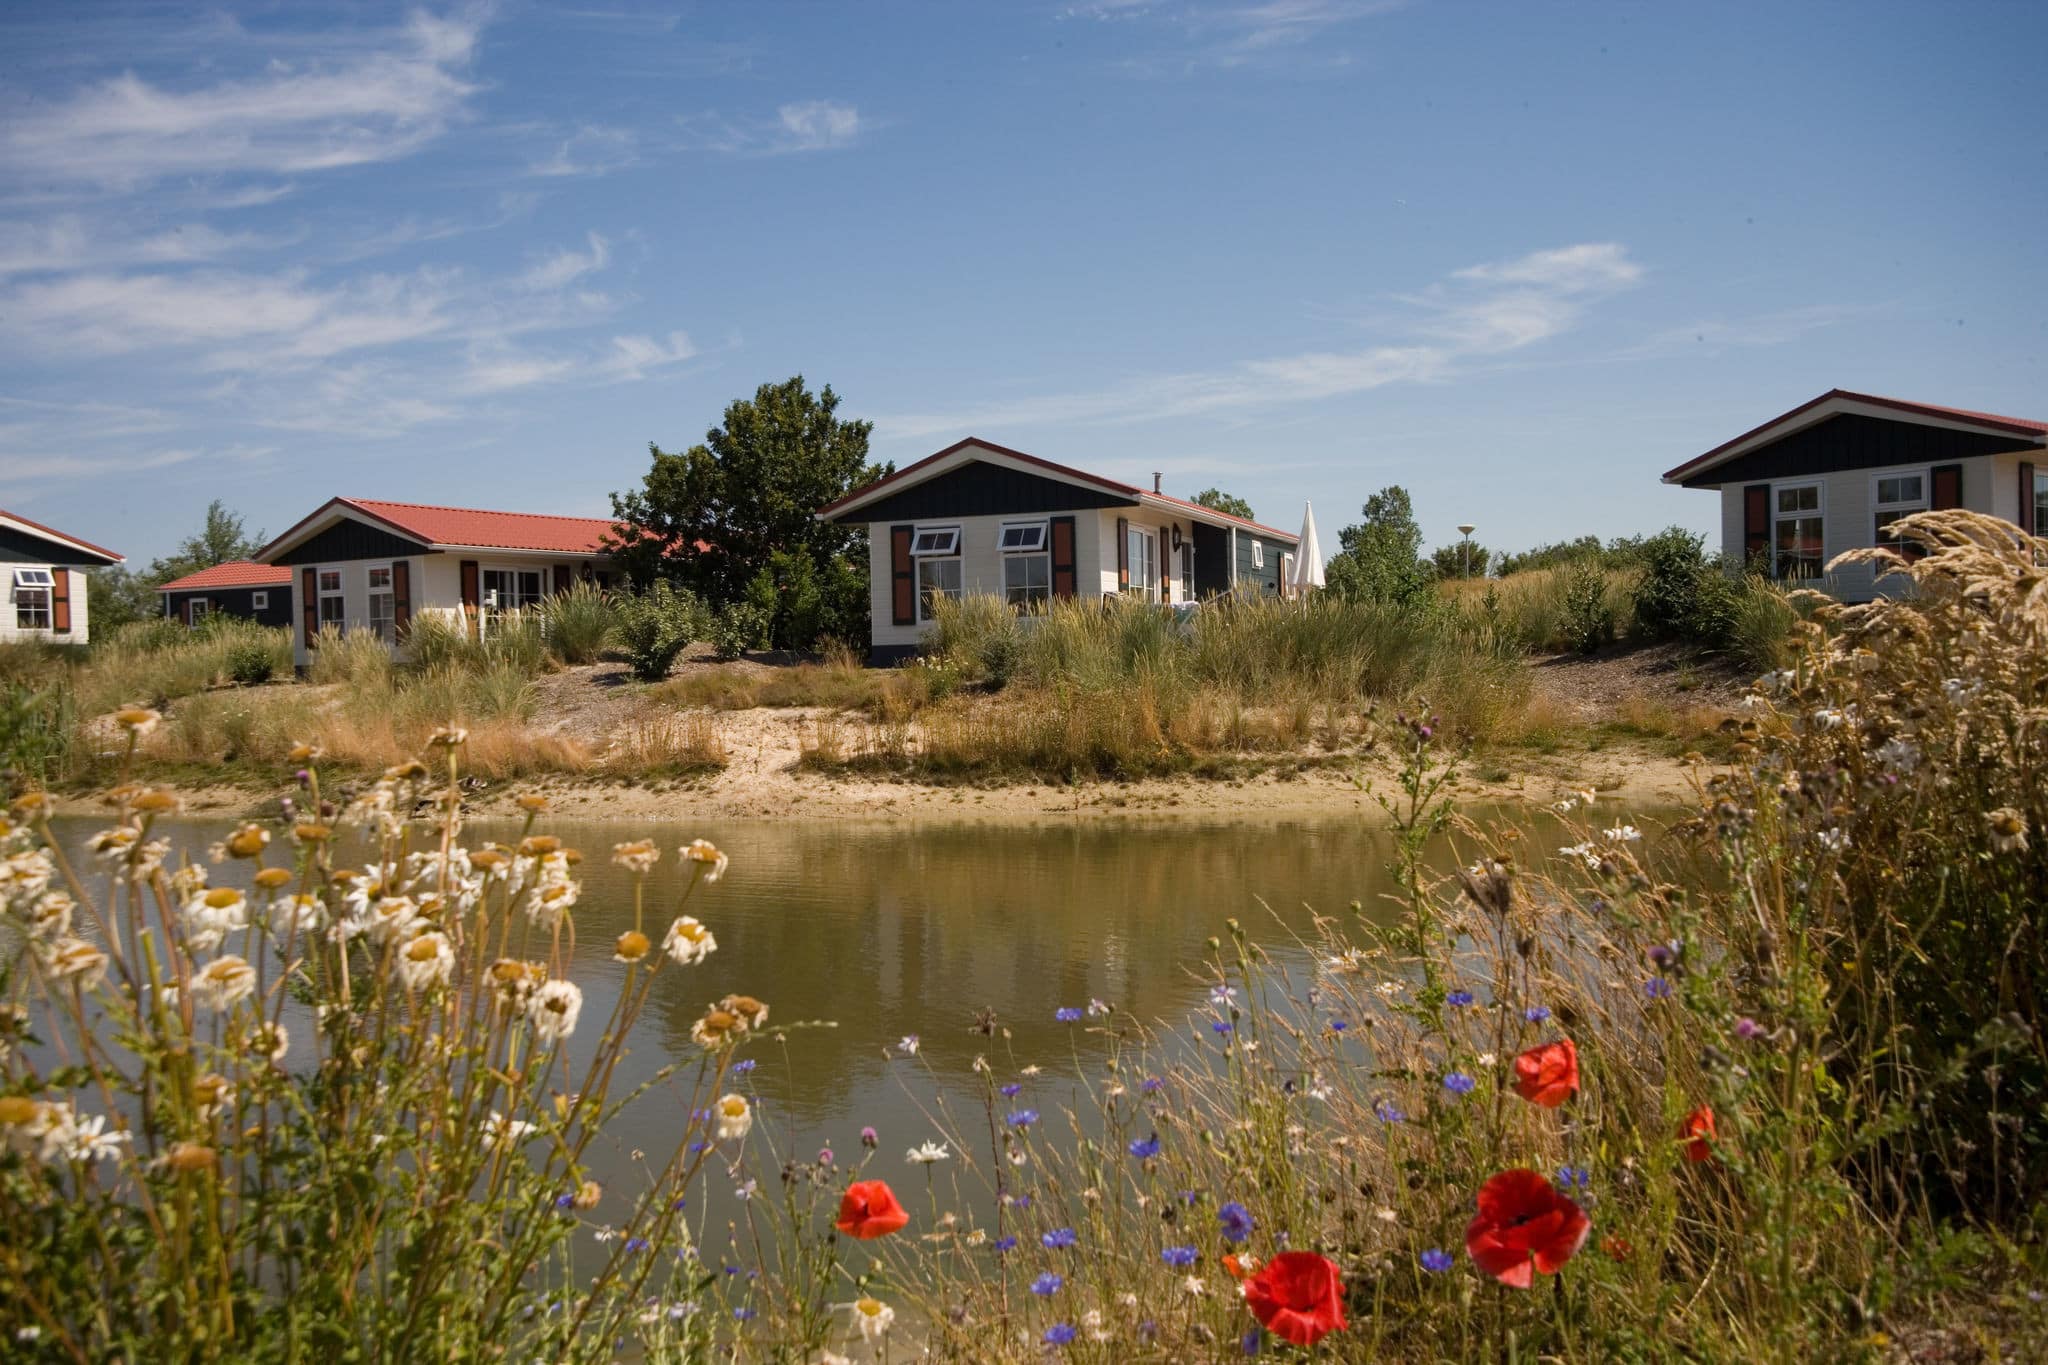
853,1296,894,1343
190,956,257,1014
714,1093,752,1142
906,1140,951,1164
527,979,583,1041
397,931,455,993
663,916,717,966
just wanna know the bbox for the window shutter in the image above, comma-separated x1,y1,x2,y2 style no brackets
553,564,572,595
889,526,915,626
1116,517,1129,590
301,567,318,649
1930,464,1963,511
392,561,412,640
2019,462,2036,535
1050,516,1076,599
1742,484,1770,568
1157,528,1170,601
51,570,71,633
460,560,481,641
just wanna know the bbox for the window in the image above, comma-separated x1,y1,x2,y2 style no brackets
318,571,341,592
2035,470,2048,542
911,526,963,621
367,567,396,642
187,599,211,628
911,527,960,556
1281,552,1295,595
251,591,268,610
1125,524,1159,601
1004,552,1050,610
481,568,542,613
998,522,1047,552
14,568,52,630
1251,541,1264,570
1773,483,1824,581
316,569,345,631
1872,471,1927,548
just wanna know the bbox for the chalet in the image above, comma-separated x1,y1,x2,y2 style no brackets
253,498,623,670
1664,390,2046,600
818,438,1301,664
159,561,294,628
1,508,122,646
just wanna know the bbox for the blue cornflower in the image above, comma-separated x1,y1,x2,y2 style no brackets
994,1236,1018,1254
1031,1272,1063,1296
1446,990,1475,1007
688,1141,710,1154
731,1058,756,1074
1015,1194,1033,1209
1218,1201,1255,1244
671,1197,687,1211
1042,1227,1077,1250
1443,1071,1477,1095
1524,1005,1552,1024
732,1307,755,1322
553,1193,575,1210
1008,1109,1038,1128
1420,1248,1454,1272
1374,1098,1406,1123
690,1107,712,1122
1162,1245,1199,1268
1556,1164,1591,1191
1644,976,1674,1000
1180,1190,1199,1205
1055,1006,1083,1023
1241,1329,1263,1355
1044,1323,1077,1347
1128,1133,1161,1159
623,1237,649,1253
1141,1076,1165,1093
1212,1020,1234,1036
1329,1018,1348,1032
1000,1082,1023,1098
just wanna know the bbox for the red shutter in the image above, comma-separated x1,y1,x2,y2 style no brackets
2019,462,2035,535
553,564,572,594
391,561,412,641
889,527,915,626
1050,516,1076,600
1115,517,1129,591
1157,527,1170,602
1742,485,1770,568
51,570,71,634
301,567,318,649
1930,464,1963,511
460,560,481,640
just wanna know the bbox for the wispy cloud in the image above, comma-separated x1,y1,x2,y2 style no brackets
0,216,291,278
1624,302,1874,358
1077,0,1405,74
879,242,1643,438
0,8,485,193
528,124,640,178
677,101,868,156
518,233,610,291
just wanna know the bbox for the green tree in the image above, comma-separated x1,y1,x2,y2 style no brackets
1190,488,1256,521
149,500,265,585
1429,540,1491,580
87,567,156,631
607,377,889,644
1323,486,1433,607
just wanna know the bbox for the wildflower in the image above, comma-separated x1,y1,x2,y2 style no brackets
1601,1234,1633,1261
714,1094,752,1142
906,1140,951,1164
1043,1227,1077,1250
1219,1200,1256,1244
836,1179,910,1239
732,1058,756,1074
897,1034,920,1055
182,886,250,951
1556,1164,1591,1190
1162,1245,1198,1268
1420,1248,1454,1272
1445,990,1475,1007
611,839,660,874
1680,1105,1717,1162
1210,984,1237,1003
690,1008,741,1050
482,1111,538,1147
397,932,455,993
527,979,583,1042
994,1235,1018,1253
1876,736,1921,772
1008,1108,1038,1128
189,956,257,1014
854,1297,894,1344
1043,1323,1077,1347
427,725,468,748
114,706,161,736
664,916,717,965
1000,1082,1022,1098
860,1126,878,1148
1182,1274,1207,1297
1129,1133,1161,1159
1212,1020,1233,1036
1811,708,1847,731
1523,1005,1552,1024
1031,1273,1063,1296
1603,824,1641,843
1644,976,1674,1000
1055,1006,1082,1022
573,1180,603,1209
1374,1099,1405,1123
524,880,579,929
244,1021,289,1062
680,839,728,881
1986,807,2029,854
1465,1169,1590,1288
720,994,768,1029
1082,1309,1110,1342
1142,1076,1164,1093
1088,997,1110,1016
1512,1039,1580,1108
1242,1251,1347,1347
1818,827,1850,853
1444,1071,1476,1096
1735,1016,1763,1040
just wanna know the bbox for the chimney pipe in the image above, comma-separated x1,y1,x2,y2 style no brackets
1152,472,1162,494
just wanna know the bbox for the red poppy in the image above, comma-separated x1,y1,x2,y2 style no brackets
1464,1168,1591,1289
1679,1105,1716,1162
834,1179,910,1239
1241,1251,1347,1347
1599,1234,1633,1262
1511,1038,1580,1108
1221,1252,1251,1282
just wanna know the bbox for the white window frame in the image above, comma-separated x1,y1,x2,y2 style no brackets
316,569,346,632
997,521,1047,553
187,598,212,628
910,525,963,624
13,568,54,590
1771,480,1826,582
910,526,960,557
1003,550,1050,611
251,591,269,610
366,567,396,642
2036,470,2048,541
1125,524,1160,601
1870,468,1928,548
14,569,52,630
1251,541,1264,570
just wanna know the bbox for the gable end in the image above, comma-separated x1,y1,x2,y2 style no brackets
272,517,432,566
1680,413,2038,489
837,459,1140,523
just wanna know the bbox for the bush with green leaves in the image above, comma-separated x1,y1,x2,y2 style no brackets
613,581,706,681
539,583,617,665
709,601,770,662
1562,560,1616,654
1631,526,1738,644
224,642,276,686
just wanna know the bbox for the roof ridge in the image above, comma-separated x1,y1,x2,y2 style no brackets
348,497,620,524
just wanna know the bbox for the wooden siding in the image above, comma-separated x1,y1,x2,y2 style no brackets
1234,530,1290,595
1680,413,2034,489
164,586,292,627
1190,522,1233,597
0,523,111,566
273,518,432,566
841,460,1138,523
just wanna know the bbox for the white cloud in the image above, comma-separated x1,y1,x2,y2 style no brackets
518,234,610,291
0,9,484,192
597,331,697,382
0,217,287,278
528,125,639,178
776,101,862,151
1099,0,1404,74
880,242,1642,437
678,101,868,156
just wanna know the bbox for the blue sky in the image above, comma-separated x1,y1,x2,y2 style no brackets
3,1,2043,567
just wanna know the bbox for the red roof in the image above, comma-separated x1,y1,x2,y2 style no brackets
261,497,628,560
157,560,293,593
1664,389,2048,484
820,437,1300,542
0,507,123,563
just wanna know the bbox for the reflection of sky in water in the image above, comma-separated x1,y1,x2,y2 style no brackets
46,814,1432,1234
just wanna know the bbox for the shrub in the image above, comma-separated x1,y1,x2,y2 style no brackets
307,625,392,689
1632,526,1738,644
613,581,705,681
1561,561,1616,654
539,582,615,665
225,641,276,686
709,601,769,662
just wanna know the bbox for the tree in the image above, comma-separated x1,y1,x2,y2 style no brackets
1190,488,1256,521
149,500,265,586
87,567,156,631
1323,486,1433,607
1430,540,1491,580
607,377,889,646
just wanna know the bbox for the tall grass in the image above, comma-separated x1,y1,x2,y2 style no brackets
69,618,295,716
539,582,616,665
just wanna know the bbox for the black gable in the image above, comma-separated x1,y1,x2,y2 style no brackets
1683,413,2037,489
272,516,432,565
834,459,1138,523
0,523,116,567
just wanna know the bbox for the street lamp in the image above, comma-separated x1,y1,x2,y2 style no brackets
1457,524,1477,580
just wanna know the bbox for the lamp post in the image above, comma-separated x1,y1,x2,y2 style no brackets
1457,524,1476,580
